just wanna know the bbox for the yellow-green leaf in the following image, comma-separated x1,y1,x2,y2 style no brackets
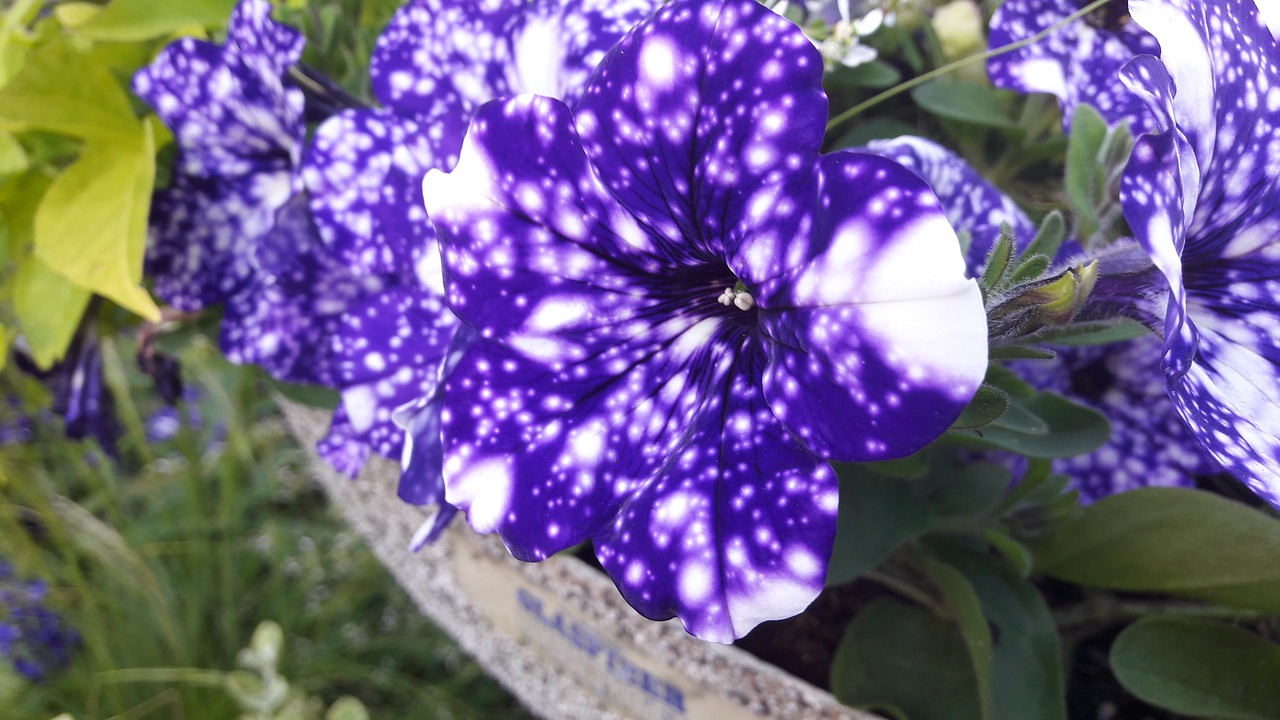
0,324,14,371
33,123,159,321
72,0,238,42
0,0,42,87
13,254,91,368
54,2,104,30
0,36,138,142
0,132,27,177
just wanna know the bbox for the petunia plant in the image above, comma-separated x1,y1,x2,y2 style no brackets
5,0,1280,718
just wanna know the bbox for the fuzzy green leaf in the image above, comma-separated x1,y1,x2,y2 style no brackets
830,598,981,720
932,543,1066,720
1064,104,1108,240
919,555,993,720
951,384,1009,430
913,80,1019,129
826,468,932,586
1111,617,1280,720
952,391,1110,458
1029,488,1280,614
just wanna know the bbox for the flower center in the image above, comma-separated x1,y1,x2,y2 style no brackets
716,280,756,311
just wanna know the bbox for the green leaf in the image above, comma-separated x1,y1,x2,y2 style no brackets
988,346,1056,360
73,0,238,42
826,468,932,586
828,60,902,89
951,384,1009,430
913,80,1020,129
1029,488,1280,614
1064,104,1108,240
984,363,1037,399
981,529,1034,577
926,461,1012,519
0,132,26,176
33,126,160,321
13,254,91,368
1042,317,1150,347
326,697,370,720
830,597,981,720
919,554,993,720
1111,617,1280,720
0,0,42,86
1021,211,1067,266
1009,253,1051,285
0,324,14,371
953,391,1110,458
0,37,138,143
829,117,920,150
932,543,1067,720
979,226,1016,295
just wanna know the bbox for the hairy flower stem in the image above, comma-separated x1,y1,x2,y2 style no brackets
826,0,1114,132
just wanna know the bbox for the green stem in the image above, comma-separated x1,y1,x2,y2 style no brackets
1054,597,1266,632
864,569,945,614
96,667,227,687
826,0,1113,132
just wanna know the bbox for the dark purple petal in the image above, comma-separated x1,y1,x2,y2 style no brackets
302,109,440,284
393,326,478,546
132,0,304,179
574,0,826,261
322,287,457,467
753,153,988,460
1117,56,1197,375
864,136,1036,273
220,283,335,386
595,348,837,643
1121,0,1280,506
438,319,743,561
56,338,121,456
1019,338,1218,501
147,172,291,310
988,0,1159,132
370,0,659,167
218,196,368,386
427,95,667,342
317,407,371,477
224,0,306,77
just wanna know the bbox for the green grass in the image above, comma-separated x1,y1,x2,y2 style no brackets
0,336,533,720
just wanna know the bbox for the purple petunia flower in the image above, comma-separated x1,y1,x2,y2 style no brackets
133,0,304,312
422,0,988,641
297,0,659,513
988,0,1159,132
1119,0,1280,508
13,335,122,456
0,562,78,682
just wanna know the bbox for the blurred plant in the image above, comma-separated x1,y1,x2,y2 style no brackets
0,561,78,682
0,338,531,720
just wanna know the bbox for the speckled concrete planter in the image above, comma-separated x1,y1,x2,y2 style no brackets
279,398,877,720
